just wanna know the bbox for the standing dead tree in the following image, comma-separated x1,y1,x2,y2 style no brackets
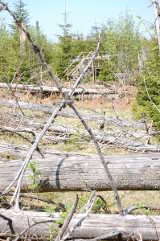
153,0,160,54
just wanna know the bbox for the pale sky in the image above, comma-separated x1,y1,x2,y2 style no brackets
0,0,155,42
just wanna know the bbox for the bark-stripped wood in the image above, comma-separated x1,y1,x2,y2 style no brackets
0,152,160,192
19,22,26,55
0,82,116,96
68,214,160,241
1,211,160,241
0,120,160,152
0,99,145,129
153,0,160,55
0,208,59,240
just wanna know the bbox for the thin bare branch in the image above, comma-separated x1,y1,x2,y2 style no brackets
0,213,15,235
68,103,123,215
55,195,78,241
0,1,61,90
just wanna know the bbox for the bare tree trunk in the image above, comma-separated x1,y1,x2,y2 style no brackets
19,22,26,55
0,208,59,240
1,210,160,241
153,0,160,54
0,99,145,129
68,214,160,241
0,152,160,192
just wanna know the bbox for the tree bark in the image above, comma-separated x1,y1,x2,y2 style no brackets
1,152,160,192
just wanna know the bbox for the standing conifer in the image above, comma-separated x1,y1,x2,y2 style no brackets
11,0,29,54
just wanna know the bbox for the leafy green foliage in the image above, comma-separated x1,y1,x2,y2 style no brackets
55,35,72,79
0,4,149,88
135,39,160,131
10,0,29,32
99,58,116,82
99,13,142,83
28,161,41,191
92,198,105,213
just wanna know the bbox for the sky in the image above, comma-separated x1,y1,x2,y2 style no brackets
0,0,156,42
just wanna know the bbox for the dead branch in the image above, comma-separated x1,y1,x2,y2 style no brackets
0,99,145,129
0,2,122,222
0,213,15,235
8,100,65,209
55,195,78,241
0,126,44,158
68,103,123,215
124,205,160,215
62,192,97,241
0,1,61,90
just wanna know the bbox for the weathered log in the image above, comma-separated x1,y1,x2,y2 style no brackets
1,151,160,192
1,210,160,241
1,120,160,152
68,214,160,241
0,99,146,129
0,208,59,240
0,82,116,96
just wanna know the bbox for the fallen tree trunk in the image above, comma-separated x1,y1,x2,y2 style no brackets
1,151,160,191
1,120,160,152
0,82,116,96
0,99,146,129
0,208,59,240
0,210,160,241
68,214,160,241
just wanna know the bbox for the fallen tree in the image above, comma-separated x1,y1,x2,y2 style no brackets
1,120,160,152
0,150,160,192
68,213,160,241
0,99,145,129
0,210,160,241
0,208,59,240
0,82,116,96
3,100,158,152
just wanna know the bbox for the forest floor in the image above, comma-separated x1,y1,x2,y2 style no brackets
0,84,160,216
